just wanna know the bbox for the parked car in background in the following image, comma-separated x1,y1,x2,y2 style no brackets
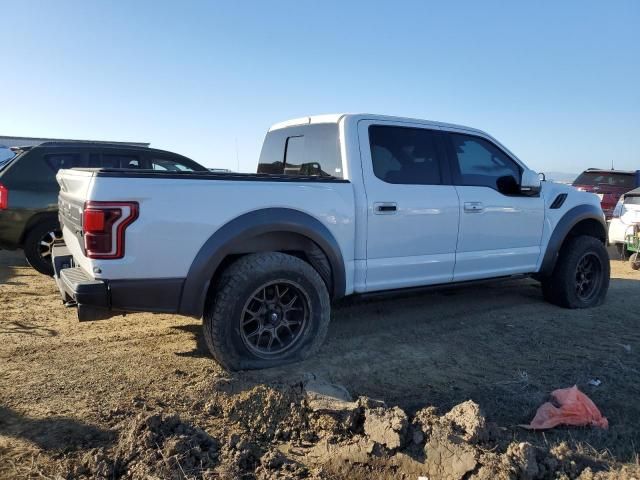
608,187,640,257
53,113,609,370
572,168,640,219
0,142,207,275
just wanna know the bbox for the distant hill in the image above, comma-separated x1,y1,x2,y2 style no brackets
545,171,578,184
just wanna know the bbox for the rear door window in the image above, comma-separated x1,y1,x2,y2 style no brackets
44,153,82,171
368,125,443,185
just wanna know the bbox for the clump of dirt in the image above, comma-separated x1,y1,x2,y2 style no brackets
113,412,219,479
304,378,360,440
68,412,217,479
362,404,408,451
217,384,309,442
6,377,638,480
302,390,639,480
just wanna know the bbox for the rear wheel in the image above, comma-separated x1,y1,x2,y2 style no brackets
630,253,640,271
541,235,609,308
23,219,62,276
203,252,331,370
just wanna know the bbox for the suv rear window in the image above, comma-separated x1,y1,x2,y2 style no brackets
151,157,197,172
44,153,82,171
573,172,635,189
0,150,15,172
102,154,141,169
625,194,640,205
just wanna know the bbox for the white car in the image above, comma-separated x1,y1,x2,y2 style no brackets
608,187,640,257
53,113,610,370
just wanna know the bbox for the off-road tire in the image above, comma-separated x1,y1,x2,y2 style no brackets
23,219,61,276
541,235,609,308
630,253,640,271
203,252,331,370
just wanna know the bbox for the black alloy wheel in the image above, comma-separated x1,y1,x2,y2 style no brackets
240,280,310,358
574,252,602,302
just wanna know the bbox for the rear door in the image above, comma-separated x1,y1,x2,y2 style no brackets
443,131,544,280
358,120,460,291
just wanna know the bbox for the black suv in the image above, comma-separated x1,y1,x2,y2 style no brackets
0,142,207,275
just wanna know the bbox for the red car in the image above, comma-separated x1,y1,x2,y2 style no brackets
573,169,640,219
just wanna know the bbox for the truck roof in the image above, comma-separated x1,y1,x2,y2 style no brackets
268,113,487,136
583,168,636,175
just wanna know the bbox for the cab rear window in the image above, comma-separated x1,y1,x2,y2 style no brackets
573,172,635,189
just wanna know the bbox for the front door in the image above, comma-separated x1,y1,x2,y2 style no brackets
358,121,460,292
444,131,544,281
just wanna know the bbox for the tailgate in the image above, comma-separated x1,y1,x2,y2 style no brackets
56,169,94,270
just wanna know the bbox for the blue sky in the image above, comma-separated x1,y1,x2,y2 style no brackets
1,1,638,173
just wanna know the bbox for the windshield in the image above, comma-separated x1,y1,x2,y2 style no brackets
573,172,635,189
625,195,640,206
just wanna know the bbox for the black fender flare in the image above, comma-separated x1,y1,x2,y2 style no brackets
178,208,346,317
538,204,607,277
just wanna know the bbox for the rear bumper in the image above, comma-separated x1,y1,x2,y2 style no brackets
52,243,185,321
53,243,112,321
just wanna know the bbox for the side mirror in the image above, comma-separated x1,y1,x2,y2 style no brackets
520,169,541,195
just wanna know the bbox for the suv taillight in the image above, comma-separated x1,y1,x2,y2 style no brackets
0,183,7,210
82,201,138,259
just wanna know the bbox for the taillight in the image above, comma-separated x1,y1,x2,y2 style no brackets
82,201,138,259
0,183,7,210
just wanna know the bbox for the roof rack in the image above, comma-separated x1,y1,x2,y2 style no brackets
35,141,149,148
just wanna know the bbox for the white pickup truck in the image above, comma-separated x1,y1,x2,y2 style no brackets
54,114,609,370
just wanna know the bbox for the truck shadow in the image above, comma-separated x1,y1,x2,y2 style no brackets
0,251,29,285
0,406,115,451
173,324,210,358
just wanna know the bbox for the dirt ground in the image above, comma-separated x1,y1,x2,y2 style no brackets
1,249,640,479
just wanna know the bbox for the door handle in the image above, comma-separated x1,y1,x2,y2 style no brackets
464,201,484,213
374,202,397,214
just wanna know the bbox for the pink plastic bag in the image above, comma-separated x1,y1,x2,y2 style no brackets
522,385,608,430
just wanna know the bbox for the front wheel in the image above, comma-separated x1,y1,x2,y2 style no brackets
541,235,610,308
23,219,63,276
203,252,331,370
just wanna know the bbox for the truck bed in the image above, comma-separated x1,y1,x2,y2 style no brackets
56,168,356,293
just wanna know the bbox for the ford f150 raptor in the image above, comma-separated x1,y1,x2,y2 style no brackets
53,114,609,370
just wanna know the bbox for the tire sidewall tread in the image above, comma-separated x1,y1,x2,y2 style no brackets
542,235,610,309
203,252,330,371
23,219,60,276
